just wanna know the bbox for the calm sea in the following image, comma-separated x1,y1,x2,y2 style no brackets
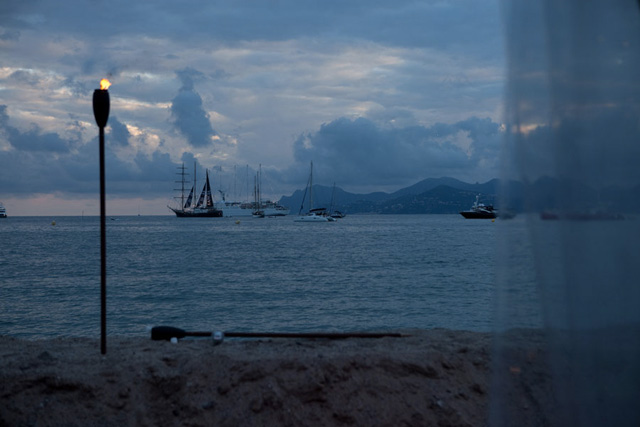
0,215,539,339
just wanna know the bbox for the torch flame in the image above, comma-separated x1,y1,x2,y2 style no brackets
100,79,111,90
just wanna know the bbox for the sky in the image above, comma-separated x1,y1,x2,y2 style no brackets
0,0,506,215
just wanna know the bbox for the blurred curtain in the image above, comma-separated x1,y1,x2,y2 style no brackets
493,1,640,426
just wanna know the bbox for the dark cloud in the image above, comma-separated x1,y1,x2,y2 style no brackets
107,116,131,148
62,76,89,97
103,150,178,195
8,70,39,85
0,105,185,197
0,105,70,153
0,30,20,41
0,110,89,195
0,1,501,63
288,116,501,189
170,68,216,148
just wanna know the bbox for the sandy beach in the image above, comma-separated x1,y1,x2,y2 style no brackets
1,329,551,426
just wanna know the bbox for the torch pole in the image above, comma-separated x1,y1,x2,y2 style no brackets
99,125,106,355
93,83,110,355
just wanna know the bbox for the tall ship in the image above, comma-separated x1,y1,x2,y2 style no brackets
168,163,223,218
0,202,6,218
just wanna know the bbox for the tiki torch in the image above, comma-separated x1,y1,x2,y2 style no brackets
93,78,110,354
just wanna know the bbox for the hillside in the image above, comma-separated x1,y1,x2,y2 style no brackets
277,176,640,215
278,177,500,215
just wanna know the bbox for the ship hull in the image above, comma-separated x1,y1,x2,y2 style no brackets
460,211,497,219
215,203,289,217
170,207,223,218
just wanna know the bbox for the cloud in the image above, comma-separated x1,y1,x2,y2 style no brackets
0,30,20,41
285,116,501,191
107,116,131,148
0,105,71,153
0,0,506,213
169,68,217,148
0,105,185,197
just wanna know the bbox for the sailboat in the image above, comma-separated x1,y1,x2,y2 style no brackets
168,163,223,218
295,162,335,222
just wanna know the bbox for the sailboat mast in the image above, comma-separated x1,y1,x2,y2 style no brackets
258,164,262,210
180,163,185,209
193,162,197,208
180,163,186,209
253,174,258,209
174,163,189,210
309,161,313,211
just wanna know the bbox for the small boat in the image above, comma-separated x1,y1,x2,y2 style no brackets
0,202,6,218
460,195,497,219
168,164,223,218
295,162,334,223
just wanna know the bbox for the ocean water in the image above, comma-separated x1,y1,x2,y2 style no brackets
0,215,538,339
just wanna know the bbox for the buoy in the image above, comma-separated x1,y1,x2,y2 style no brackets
51,220,56,226
235,220,240,224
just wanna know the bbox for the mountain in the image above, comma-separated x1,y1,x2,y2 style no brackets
278,177,500,215
277,176,640,215
388,177,498,199
376,185,496,215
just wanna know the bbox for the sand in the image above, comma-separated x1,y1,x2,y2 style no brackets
0,329,551,427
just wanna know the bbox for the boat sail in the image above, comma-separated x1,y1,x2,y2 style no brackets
168,163,223,218
295,161,335,222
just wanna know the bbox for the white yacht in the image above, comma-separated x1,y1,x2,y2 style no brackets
215,195,290,217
